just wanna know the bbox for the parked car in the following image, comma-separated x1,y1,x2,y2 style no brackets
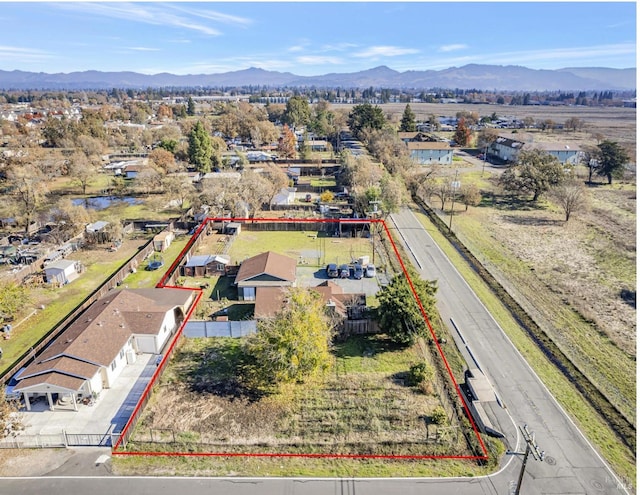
365,264,376,277
326,263,339,278
352,263,364,280
339,264,350,278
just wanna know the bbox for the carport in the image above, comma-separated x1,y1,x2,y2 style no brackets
15,374,87,412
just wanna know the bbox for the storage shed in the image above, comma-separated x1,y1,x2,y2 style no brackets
44,260,81,285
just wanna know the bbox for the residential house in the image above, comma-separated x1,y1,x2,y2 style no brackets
181,254,231,277
253,281,367,327
399,132,453,165
488,134,580,164
13,288,195,411
522,141,581,164
488,136,525,162
44,260,81,285
272,187,297,207
406,142,453,165
234,251,297,301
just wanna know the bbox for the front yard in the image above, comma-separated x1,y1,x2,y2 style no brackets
124,334,481,464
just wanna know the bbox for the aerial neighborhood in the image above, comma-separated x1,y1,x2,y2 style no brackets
0,78,634,489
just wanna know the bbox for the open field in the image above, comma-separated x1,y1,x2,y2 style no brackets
199,228,377,269
125,334,487,466
334,102,636,149
427,171,636,424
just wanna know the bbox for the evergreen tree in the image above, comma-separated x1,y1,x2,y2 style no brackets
596,140,628,184
187,96,196,116
376,266,438,346
188,121,213,173
399,104,417,132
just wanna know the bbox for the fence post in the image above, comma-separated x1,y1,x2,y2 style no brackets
62,429,68,447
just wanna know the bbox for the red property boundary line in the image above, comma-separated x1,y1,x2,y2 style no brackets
112,217,488,461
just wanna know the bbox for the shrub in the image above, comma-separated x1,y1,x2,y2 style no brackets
431,406,447,425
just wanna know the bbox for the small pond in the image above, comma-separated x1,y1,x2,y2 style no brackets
72,196,143,210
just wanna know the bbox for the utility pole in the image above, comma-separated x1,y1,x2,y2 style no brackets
508,424,546,495
368,200,381,264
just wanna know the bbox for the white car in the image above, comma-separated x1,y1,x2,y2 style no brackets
365,264,376,277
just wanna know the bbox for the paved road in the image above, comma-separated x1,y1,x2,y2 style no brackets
388,207,629,495
0,207,630,494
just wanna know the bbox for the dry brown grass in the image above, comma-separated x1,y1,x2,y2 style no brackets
427,169,636,424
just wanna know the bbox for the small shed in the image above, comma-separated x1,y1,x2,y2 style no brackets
153,231,175,252
181,254,231,277
224,222,242,236
44,260,81,285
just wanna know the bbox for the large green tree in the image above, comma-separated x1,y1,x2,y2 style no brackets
499,149,566,201
348,103,385,140
595,140,628,184
242,288,334,391
399,104,417,132
376,267,438,346
283,96,311,129
0,280,32,322
188,121,213,173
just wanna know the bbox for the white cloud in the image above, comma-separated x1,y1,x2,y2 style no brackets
0,45,53,61
473,43,636,67
125,47,161,52
438,44,468,53
56,3,224,36
354,46,419,58
166,4,253,27
296,55,344,65
320,42,358,52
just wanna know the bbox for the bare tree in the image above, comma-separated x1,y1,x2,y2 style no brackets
68,151,99,195
550,180,588,222
460,183,482,211
433,180,451,211
262,163,290,210
6,162,49,233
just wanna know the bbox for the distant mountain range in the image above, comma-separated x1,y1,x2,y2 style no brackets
0,64,635,92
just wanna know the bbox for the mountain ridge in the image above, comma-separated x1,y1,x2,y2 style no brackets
0,64,634,91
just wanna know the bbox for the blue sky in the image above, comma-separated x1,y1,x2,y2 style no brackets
0,2,636,75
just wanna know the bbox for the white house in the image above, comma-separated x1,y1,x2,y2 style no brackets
272,187,297,206
44,260,81,285
13,288,195,411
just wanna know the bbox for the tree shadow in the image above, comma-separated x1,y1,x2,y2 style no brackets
180,340,264,402
501,215,565,227
476,192,549,212
334,333,404,359
620,288,636,309
210,276,236,301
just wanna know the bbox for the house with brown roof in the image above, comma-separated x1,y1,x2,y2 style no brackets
234,251,297,301
13,288,194,411
253,281,367,328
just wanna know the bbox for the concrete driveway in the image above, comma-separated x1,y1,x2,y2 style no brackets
295,266,382,297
